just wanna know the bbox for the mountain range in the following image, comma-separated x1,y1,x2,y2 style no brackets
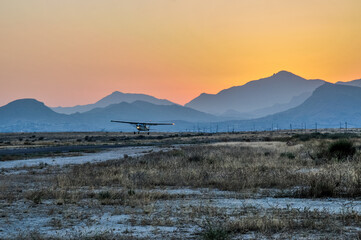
1,70,361,132
336,79,361,88
0,99,217,132
224,83,361,131
52,91,176,114
185,71,325,117
265,83,361,127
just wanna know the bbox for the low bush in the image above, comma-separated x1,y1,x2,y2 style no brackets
280,152,295,159
201,222,230,240
311,139,357,163
328,139,356,161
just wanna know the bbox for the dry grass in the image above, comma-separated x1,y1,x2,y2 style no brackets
197,204,361,239
2,132,361,239
226,208,361,234
55,139,361,198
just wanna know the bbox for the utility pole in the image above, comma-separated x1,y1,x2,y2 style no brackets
315,122,318,133
345,122,347,133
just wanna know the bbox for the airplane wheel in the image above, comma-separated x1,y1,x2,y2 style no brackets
134,132,136,134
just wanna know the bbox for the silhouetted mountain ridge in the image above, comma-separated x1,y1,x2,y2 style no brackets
337,79,361,88
75,100,218,124
2,71,361,132
186,71,325,116
224,83,361,130
0,99,65,122
52,91,176,114
0,99,218,132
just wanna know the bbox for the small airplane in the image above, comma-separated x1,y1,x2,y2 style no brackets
111,120,174,134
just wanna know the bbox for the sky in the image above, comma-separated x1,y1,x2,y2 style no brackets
1,0,361,107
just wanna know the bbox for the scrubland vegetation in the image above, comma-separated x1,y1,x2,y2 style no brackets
1,131,361,239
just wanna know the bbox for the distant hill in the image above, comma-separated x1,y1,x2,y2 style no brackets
186,71,325,116
262,83,361,127
4,78,361,132
220,83,361,131
52,91,176,114
0,99,72,132
336,79,361,88
77,100,217,123
0,99,65,122
0,99,218,132
221,91,313,120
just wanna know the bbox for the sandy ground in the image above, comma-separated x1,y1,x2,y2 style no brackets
1,187,361,239
1,141,361,239
0,146,176,170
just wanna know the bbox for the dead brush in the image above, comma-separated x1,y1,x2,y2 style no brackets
306,138,360,164
225,207,361,236
295,162,361,198
94,189,176,206
54,141,361,198
25,189,48,204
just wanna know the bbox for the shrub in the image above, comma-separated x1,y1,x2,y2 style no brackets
26,191,43,204
188,155,204,162
328,139,356,161
97,191,112,200
280,152,295,159
311,139,357,163
201,222,230,240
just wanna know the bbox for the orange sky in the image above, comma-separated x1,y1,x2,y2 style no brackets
1,0,361,107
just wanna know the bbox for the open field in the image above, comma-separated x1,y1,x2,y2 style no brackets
1,131,361,239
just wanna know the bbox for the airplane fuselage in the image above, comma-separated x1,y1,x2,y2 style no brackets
136,124,149,132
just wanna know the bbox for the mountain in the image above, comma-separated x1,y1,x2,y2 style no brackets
71,101,219,131
52,91,176,114
221,83,361,131
220,91,313,120
3,83,361,132
0,99,218,132
0,99,65,122
185,71,325,116
336,79,361,88
262,83,361,127
77,100,216,123
0,99,72,132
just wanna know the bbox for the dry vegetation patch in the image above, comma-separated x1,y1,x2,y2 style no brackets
55,140,361,198
2,132,361,239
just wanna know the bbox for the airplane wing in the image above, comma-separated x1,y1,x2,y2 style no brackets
111,120,174,126
111,120,139,125
145,122,174,126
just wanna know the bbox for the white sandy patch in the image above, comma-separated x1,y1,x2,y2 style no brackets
0,146,173,170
